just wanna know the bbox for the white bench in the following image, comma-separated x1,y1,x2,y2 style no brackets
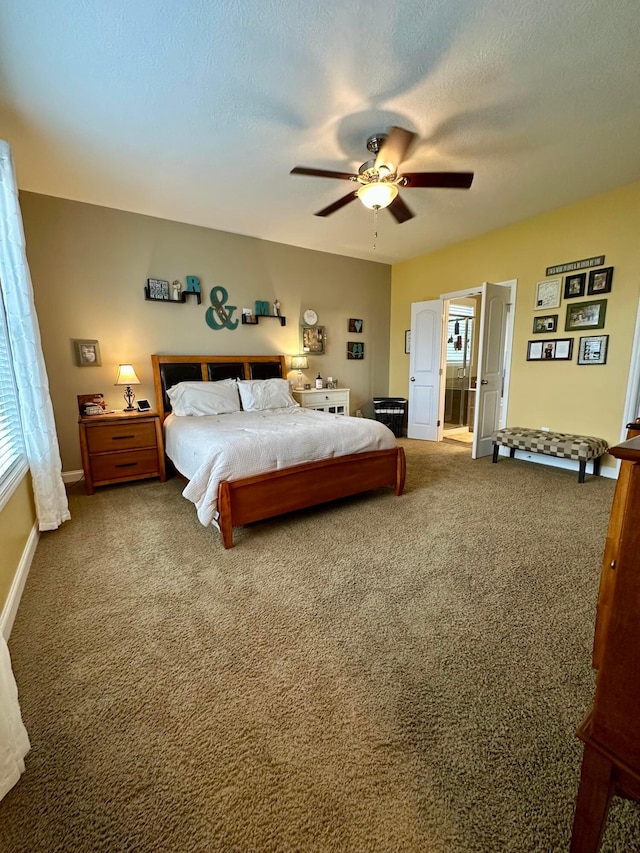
492,427,608,483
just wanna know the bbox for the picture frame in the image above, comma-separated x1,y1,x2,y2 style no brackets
587,266,613,296
301,325,325,354
527,338,574,361
347,341,364,359
77,393,107,415
563,273,586,300
405,330,411,354
73,339,101,366
577,334,609,365
348,318,363,333
534,278,561,310
146,278,170,301
565,299,607,332
532,314,558,334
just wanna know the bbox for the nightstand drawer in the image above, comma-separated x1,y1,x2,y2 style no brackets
311,391,346,405
86,421,157,453
91,448,160,482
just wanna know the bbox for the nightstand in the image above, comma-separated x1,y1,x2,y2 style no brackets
292,388,350,415
78,411,166,495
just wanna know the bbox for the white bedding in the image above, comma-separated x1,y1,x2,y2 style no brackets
164,408,397,526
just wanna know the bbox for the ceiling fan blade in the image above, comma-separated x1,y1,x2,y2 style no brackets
388,195,415,224
402,171,474,189
291,166,356,180
314,191,358,217
374,126,417,173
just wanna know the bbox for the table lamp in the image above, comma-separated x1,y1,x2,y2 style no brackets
290,355,308,390
114,363,141,411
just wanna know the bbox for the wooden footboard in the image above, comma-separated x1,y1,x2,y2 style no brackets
218,446,406,548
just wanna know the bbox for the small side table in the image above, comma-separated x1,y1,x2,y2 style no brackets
291,387,350,416
78,410,166,495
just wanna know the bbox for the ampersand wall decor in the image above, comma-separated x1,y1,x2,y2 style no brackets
205,285,239,331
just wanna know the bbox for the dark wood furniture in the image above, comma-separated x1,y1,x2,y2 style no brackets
151,354,406,548
570,421,640,852
79,410,166,495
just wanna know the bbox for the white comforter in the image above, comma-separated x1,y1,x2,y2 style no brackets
164,408,397,526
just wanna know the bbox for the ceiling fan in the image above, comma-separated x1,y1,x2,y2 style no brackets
291,126,474,224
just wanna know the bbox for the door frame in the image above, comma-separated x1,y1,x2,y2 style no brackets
440,279,517,439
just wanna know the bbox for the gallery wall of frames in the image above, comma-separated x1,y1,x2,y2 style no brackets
528,261,613,366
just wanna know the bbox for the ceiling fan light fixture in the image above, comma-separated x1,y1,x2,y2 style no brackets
356,181,398,210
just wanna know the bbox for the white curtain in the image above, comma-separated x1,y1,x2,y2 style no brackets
0,638,30,801
0,140,70,530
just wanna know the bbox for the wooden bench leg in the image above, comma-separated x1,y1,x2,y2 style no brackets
570,744,614,853
492,444,499,463
579,460,587,483
509,447,516,458
593,456,602,477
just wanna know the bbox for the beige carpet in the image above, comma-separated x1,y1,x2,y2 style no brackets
1,439,639,852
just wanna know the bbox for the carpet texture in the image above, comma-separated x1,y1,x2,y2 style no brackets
1,439,640,852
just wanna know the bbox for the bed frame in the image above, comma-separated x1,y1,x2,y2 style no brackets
151,354,406,548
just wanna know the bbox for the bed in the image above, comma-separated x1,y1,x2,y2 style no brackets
151,354,406,548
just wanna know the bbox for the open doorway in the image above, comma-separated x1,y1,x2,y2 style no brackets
442,296,478,446
407,280,516,456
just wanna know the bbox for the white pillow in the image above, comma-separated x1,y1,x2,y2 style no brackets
167,380,241,416
237,378,298,411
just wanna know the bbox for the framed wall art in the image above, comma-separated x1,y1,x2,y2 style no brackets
527,338,574,361
577,334,609,365
73,339,101,366
347,342,364,359
565,299,607,332
405,330,411,353
563,273,586,299
587,266,613,295
534,278,561,310
348,318,363,333
532,314,558,334
301,325,325,354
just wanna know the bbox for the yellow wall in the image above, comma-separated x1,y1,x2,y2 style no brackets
390,180,640,467
19,192,391,473
0,473,36,614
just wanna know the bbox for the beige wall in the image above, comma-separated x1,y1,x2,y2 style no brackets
0,473,36,613
390,180,640,469
20,192,391,473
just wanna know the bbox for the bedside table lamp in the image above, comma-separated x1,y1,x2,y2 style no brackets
290,355,308,390
114,363,141,411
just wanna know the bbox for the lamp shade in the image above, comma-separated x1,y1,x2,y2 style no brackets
357,182,398,210
114,364,140,386
291,355,309,370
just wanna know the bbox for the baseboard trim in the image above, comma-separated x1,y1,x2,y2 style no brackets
496,446,617,479
62,469,84,485
1,521,40,640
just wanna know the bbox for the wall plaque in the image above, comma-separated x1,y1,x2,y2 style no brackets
545,256,605,276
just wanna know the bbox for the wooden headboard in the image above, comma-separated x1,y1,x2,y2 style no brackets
150,354,288,421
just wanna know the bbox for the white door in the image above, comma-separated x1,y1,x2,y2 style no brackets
472,282,510,458
407,300,444,440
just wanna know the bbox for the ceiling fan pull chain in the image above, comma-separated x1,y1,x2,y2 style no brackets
373,207,378,251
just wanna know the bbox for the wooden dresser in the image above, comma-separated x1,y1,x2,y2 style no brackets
570,421,640,851
78,411,166,495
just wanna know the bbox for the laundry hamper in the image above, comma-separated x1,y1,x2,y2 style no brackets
373,398,406,438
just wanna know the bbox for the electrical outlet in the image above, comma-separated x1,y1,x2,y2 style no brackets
541,426,550,431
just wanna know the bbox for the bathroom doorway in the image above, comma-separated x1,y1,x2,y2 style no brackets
443,297,478,446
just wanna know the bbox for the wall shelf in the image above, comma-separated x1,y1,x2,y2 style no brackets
144,287,201,304
241,314,286,327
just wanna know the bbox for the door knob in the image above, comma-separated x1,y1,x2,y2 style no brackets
410,377,415,381
480,379,488,385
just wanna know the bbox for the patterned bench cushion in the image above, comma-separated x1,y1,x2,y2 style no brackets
493,427,608,461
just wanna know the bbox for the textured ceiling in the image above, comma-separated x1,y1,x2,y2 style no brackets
1,0,639,264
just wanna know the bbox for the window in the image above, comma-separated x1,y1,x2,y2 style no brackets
0,285,27,509
446,305,474,364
